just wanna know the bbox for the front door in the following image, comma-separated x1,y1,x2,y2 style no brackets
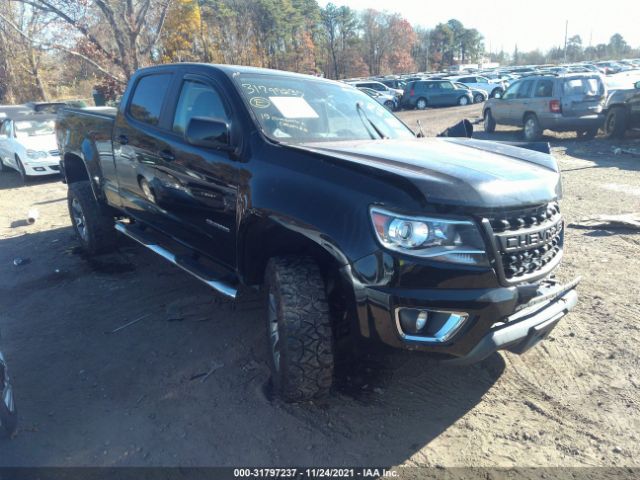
158,75,239,268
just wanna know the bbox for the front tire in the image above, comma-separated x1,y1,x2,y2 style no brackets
523,114,542,141
265,256,334,402
484,109,496,133
15,156,29,184
474,93,485,103
383,100,395,111
458,96,469,106
603,107,628,139
67,181,117,255
490,88,503,98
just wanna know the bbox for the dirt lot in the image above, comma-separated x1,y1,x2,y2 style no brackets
1,104,639,469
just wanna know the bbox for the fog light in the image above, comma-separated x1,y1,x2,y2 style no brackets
33,167,45,172
396,307,468,343
415,311,428,331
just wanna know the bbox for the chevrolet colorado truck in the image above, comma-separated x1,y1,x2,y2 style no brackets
56,64,579,402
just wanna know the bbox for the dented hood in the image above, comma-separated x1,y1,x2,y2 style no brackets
298,137,562,209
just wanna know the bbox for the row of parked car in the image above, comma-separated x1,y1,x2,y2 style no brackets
347,59,640,140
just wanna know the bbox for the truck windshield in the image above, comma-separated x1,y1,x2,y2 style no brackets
236,73,414,143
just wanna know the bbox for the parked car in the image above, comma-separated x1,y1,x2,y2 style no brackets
358,87,397,110
602,81,640,138
0,350,17,438
453,82,487,103
0,114,61,181
56,63,578,402
346,80,403,98
447,75,506,98
376,78,407,91
401,80,474,109
483,74,607,140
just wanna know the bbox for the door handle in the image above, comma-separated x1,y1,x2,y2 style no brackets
159,150,175,162
117,134,129,145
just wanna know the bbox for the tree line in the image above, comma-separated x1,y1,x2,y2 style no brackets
0,0,638,103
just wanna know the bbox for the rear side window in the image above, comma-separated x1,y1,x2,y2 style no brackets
534,79,554,97
129,73,172,126
562,78,602,96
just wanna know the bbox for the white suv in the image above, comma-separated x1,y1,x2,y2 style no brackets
346,80,403,98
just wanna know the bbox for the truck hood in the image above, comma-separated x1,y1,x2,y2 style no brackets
297,138,561,209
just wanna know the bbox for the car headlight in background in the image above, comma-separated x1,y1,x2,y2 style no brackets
26,150,48,159
370,207,488,265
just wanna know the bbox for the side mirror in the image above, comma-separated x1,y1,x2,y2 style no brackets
635,81,640,89
185,117,233,151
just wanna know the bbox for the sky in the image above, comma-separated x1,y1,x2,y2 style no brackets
317,0,640,53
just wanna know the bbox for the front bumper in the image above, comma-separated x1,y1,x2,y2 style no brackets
341,250,579,362
23,157,61,176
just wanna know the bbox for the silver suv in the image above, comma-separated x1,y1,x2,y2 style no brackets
483,74,607,140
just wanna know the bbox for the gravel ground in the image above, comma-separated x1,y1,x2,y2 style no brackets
0,103,638,469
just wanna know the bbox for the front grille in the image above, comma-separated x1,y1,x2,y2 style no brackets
485,202,564,283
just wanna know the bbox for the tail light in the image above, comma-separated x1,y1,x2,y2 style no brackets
410,88,415,96
549,100,562,113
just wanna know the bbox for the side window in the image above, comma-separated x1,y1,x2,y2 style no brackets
172,80,228,135
371,83,385,91
516,80,533,98
503,81,520,100
129,73,172,126
440,82,454,90
476,77,489,84
534,79,554,97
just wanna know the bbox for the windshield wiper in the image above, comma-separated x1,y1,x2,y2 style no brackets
356,102,387,139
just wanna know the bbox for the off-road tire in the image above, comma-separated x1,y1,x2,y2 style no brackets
265,256,334,402
67,181,117,255
523,113,542,141
603,107,628,139
415,97,428,110
484,109,496,133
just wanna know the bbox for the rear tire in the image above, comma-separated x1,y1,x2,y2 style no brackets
523,114,542,141
483,109,496,133
603,107,628,139
265,256,334,402
67,181,117,255
415,98,428,110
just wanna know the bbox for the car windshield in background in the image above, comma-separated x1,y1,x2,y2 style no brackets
236,74,414,143
14,119,55,136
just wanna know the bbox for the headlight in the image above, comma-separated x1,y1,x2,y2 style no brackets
370,207,488,265
26,150,47,159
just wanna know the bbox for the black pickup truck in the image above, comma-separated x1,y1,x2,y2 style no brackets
56,64,578,402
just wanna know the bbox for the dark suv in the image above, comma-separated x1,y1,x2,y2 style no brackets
401,80,474,109
483,74,607,140
602,81,640,138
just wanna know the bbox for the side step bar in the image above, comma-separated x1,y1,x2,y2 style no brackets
115,222,238,299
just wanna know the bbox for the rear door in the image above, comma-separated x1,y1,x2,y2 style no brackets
560,76,605,117
436,81,458,105
113,70,177,229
